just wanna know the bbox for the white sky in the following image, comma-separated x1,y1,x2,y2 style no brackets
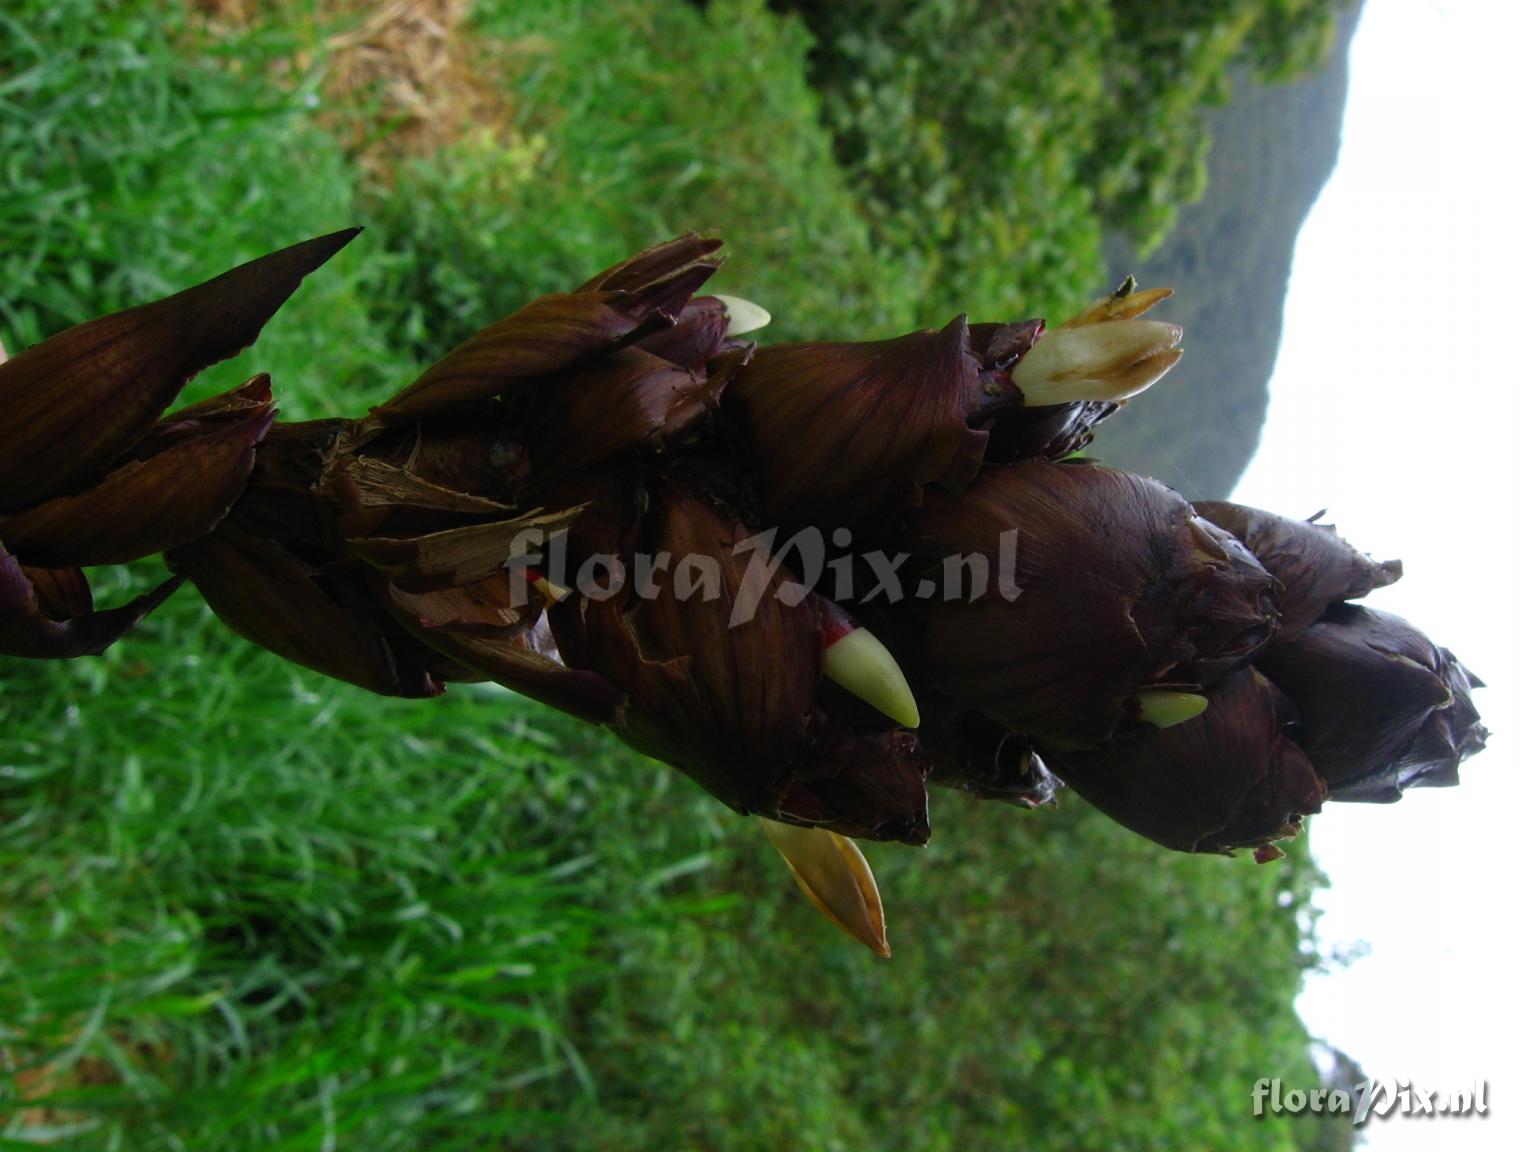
1231,1,1534,1146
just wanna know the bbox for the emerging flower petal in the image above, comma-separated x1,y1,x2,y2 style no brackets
758,817,890,957
714,294,772,337
819,600,920,729
1058,278,1174,327
1011,321,1184,408
1133,690,1210,730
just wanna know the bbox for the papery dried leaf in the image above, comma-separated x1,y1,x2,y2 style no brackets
324,454,519,540
0,230,357,510
387,572,524,635
347,506,584,592
224,418,349,552
343,411,529,507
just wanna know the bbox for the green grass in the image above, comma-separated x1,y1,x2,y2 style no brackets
0,588,697,1149
0,0,390,415
1,619,1326,1150
367,0,928,351
2,1,1336,1147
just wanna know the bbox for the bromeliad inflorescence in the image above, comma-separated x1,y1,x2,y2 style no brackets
0,232,1487,954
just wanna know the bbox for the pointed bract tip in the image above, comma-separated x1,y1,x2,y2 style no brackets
714,294,771,337
1060,284,1174,328
536,575,571,602
0,228,363,511
294,227,363,265
1134,689,1210,730
758,818,890,956
524,566,571,603
822,626,920,728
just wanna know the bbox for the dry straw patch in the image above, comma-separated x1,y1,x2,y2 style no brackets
2,1040,173,1135
192,0,548,176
